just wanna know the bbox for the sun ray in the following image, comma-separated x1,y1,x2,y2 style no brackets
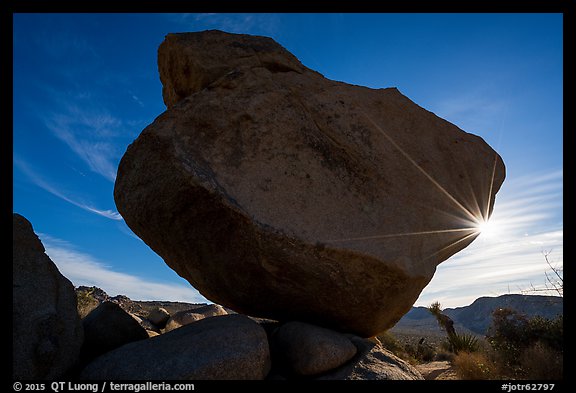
423,231,480,261
484,150,501,220
361,111,479,224
325,227,478,244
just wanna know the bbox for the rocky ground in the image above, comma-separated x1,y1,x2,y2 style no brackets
416,361,458,380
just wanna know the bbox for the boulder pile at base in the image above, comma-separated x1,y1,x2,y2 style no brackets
12,213,422,380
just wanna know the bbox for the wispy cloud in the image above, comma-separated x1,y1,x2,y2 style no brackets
429,85,511,140
130,92,145,108
44,106,121,182
416,168,563,307
14,158,122,221
39,234,207,303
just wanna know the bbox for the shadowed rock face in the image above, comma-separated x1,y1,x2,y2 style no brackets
13,214,84,379
79,314,270,380
114,30,505,337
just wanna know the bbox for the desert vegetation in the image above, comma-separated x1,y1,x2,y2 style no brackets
378,304,563,380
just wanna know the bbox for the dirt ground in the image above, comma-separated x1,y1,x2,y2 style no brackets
416,361,458,380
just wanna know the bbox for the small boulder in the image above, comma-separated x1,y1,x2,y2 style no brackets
130,313,160,332
272,321,357,376
164,303,227,332
147,307,170,328
13,213,84,379
80,301,149,363
317,336,423,380
80,314,270,380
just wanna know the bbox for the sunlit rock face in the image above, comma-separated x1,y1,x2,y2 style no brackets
114,30,505,337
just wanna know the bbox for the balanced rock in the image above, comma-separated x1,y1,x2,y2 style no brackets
164,303,228,332
272,321,357,376
13,213,84,379
80,314,270,380
114,30,506,337
81,301,149,362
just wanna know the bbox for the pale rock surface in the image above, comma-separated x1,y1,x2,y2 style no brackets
317,336,424,380
164,303,228,332
114,30,506,337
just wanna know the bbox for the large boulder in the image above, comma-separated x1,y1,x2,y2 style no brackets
80,301,149,363
114,30,506,337
80,314,270,380
13,213,84,379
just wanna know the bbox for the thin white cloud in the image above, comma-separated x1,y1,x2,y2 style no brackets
116,221,144,242
429,85,511,139
131,94,144,107
436,93,506,124
44,107,121,182
39,234,207,303
415,168,563,308
14,158,122,221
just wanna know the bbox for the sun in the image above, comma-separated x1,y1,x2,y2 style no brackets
475,217,500,238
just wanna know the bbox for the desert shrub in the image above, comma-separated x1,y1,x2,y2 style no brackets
453,351,496,380
520,342,563,380
76,287,100,318
487,308,563,379
401,339,437,363
440,332,479,354
434,350,454,362
378,331,405,354
417,342,436,362
377,331,419,364
403,343,418,359
526,315,563,351
447,332,480,354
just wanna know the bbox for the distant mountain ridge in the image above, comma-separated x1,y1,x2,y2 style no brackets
77,287,562,338
392,294,563,336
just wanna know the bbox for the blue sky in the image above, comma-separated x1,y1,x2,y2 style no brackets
13,13,563,307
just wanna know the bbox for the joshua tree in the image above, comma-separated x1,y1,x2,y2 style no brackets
428,301,456,337
428,301,478,354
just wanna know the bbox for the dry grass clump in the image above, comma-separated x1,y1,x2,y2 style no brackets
519,342,563,380
453,351,497,380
